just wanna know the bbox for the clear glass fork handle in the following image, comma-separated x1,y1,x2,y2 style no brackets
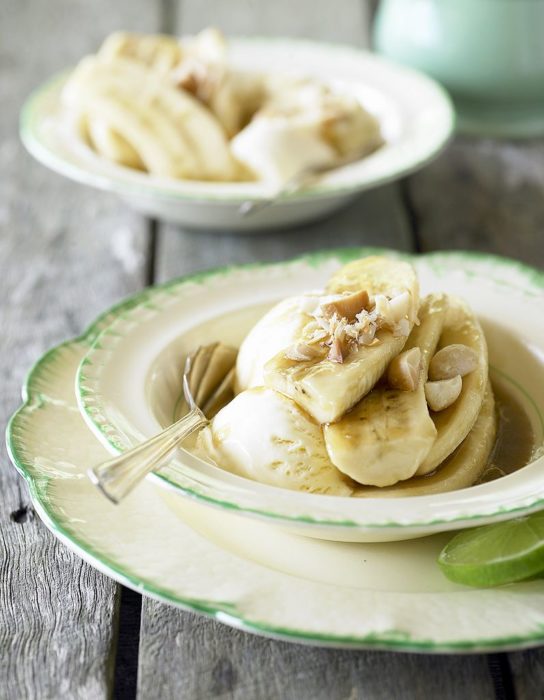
88,407,207,504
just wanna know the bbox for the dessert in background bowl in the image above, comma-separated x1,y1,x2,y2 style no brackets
75,249,544,542
21,33,453,230
62,29,384,186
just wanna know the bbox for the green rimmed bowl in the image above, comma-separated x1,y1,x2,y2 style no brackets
75,248,544,542
20,37,453,232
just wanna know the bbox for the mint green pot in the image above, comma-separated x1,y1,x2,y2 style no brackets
374,0,544,137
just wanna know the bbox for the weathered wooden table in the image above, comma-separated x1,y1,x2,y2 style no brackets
2,1,544,697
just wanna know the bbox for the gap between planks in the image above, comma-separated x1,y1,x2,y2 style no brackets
110,216,159,698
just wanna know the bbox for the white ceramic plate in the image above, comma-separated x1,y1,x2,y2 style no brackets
20,37,453,231
76,248,544,542
7,331,544,652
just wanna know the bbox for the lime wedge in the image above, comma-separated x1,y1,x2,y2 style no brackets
438,511,544,587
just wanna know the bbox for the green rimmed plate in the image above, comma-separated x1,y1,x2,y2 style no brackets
74,248,544,542
20,37,453,231
7,327,544,653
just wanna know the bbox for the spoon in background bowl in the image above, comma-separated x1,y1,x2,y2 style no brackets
88,342,236,504
238,147,377,217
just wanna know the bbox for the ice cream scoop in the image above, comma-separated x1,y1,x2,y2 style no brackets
196,387,353,496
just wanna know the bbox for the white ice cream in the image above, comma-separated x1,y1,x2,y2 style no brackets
231,77,382,186
196,387,352,496
231,117,336,186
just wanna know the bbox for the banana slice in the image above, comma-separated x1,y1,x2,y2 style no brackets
264,257,419,424
86,116,144,169
97,29,265,141
63,56,239,180
416,297,488,475
323,294,446,486
97,31,184,73
353,385,497,497
323,387,436,487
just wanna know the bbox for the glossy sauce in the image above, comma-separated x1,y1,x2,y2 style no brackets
478,380,536,483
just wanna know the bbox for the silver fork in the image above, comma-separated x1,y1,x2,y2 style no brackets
88,342,236,504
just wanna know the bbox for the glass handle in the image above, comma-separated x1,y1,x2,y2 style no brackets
88,407,207,504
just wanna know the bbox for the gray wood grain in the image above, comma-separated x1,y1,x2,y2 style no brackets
406,136,544,696
178,0,371,46
509,651,544,700
155,185,413,276
406,137,544,264
138,610,496,700
138,3,496,699
0,1,159,697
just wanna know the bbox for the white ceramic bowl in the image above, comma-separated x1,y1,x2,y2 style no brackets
76,248,544,542
21,37,453,232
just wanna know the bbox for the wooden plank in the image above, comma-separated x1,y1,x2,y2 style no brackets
405,137,544,264
138,610,495,700
155,185,413,276
178,0,371,46
407,135,544,696
0,1,159,697
509,651,544,700
139,4,496,699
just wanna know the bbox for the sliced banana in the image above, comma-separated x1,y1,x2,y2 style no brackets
63,56,239,180
417,297,488,475
97,31,184,73
264,257,419,424
353,385,497,497
323,387,437,487
86,116,144,169
323,294,446,486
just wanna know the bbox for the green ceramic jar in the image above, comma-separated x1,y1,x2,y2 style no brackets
373,0,544,137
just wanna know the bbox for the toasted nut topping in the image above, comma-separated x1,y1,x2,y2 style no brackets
424,375,462,412
285,342,326,362
327,336,346,364
320,290,369,322
389,290,411,323
429,344,479,381
387,347,421,391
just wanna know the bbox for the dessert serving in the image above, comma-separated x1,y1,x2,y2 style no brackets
194,255,528,497
61,28,383,186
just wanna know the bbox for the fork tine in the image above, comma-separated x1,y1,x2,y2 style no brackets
202,366,235,418
181,343,237,420
195,344,237,408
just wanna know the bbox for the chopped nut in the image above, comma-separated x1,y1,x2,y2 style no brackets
393,318,410,338
320,290,369,322
372,294,391,320
327,336,345,363
307,328,329,344
389,291,411,323
429,344,479,381
285,342,325,362
387,347,421,391
424,375,462,411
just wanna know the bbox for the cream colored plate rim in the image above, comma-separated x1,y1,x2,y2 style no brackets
7,333,544,653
